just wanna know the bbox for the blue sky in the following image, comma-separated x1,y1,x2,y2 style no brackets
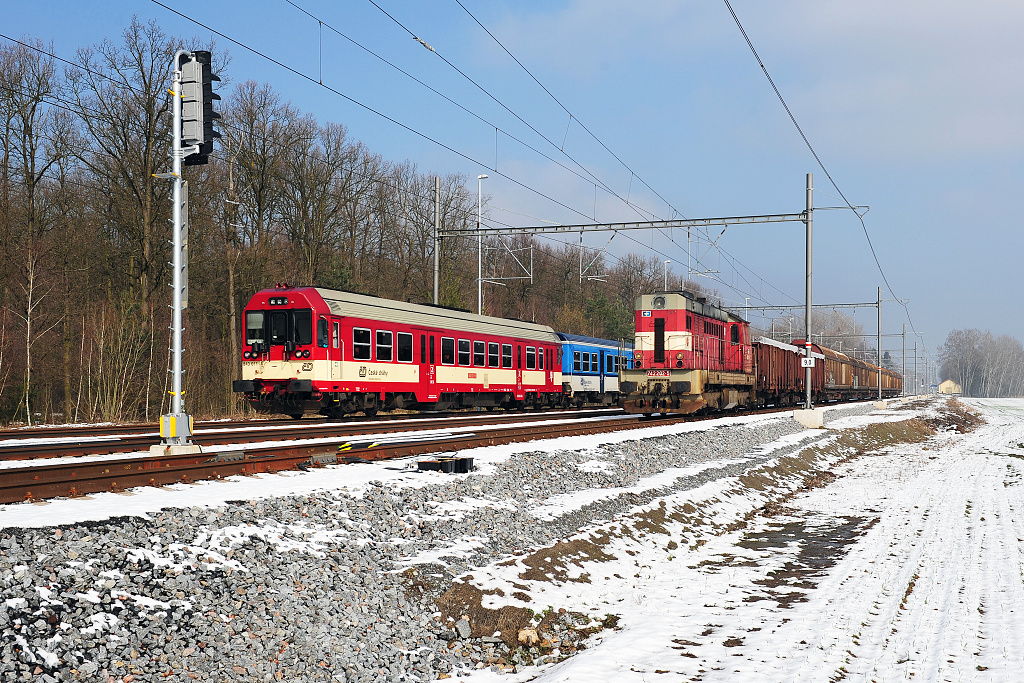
7,0,1024,370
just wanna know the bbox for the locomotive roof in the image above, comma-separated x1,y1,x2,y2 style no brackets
636,291,746,324
556,333,633,350
309,287,560,343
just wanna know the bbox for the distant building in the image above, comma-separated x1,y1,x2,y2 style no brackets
938,379,962,395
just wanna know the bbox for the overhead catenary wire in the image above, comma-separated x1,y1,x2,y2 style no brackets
451,0,687,223
721,0,921,341
293,0,659,225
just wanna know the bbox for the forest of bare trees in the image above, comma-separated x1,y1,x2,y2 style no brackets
0,22,889,426
938,329,1024,398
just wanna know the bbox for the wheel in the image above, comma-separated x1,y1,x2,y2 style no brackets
289,413,303,420
363,408,378,418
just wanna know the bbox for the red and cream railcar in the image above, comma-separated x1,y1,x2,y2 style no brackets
618,291,756,414
232,286,564,417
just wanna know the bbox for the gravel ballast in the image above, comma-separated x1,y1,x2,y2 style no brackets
0,405,874,682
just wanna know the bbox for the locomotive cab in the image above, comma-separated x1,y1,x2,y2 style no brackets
619,291,755,414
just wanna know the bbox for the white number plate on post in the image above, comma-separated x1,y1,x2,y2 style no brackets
801,357,816,368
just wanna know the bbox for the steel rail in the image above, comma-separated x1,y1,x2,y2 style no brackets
0,410,626,461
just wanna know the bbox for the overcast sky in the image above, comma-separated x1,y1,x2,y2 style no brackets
6,0,1023,370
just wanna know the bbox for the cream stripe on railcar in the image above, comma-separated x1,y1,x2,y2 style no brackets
435,366,517,387
316,288,560,344
522,370,546,386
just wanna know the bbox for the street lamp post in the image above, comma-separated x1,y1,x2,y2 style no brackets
477,174,488,315
664,260,671,291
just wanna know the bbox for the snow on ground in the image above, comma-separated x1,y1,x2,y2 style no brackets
457,397,1024,683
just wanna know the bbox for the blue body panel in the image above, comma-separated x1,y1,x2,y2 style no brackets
556,333,633,395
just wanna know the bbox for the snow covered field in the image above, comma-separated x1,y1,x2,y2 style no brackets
462,397,1024,683
1,397,1016,682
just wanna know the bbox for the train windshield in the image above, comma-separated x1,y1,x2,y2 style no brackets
250,308,314,346
245,312,265,345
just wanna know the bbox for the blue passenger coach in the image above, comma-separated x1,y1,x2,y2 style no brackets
556,333,633,406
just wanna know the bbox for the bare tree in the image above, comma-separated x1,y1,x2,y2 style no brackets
0,39,65,424
65,18,178,317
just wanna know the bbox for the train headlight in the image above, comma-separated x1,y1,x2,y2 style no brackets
244,351,251,359
676,352,683,360
302,349,311,359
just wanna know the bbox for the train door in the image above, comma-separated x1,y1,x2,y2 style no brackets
331,320,342,379
516,344,523,397
429,335,436,396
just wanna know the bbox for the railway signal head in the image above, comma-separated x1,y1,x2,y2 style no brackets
179,50,221,166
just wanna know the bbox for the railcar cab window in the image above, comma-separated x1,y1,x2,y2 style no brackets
331,322,340,349
318,318,329,348
353,328,371,360
488,342,499,367
245,311,265,346
441,337,456,365
473,341,485,367
291,309,312,345
501,344,512,369
270,312,289,345
731,325,739,344
526,347,536,370
377,331,393,361
397,332,413,362
458,339,471,366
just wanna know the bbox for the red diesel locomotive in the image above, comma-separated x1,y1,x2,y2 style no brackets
618,290,902,414
232,286,564,417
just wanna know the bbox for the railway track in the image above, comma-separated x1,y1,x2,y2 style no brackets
0,409,624,460
0,411,656,504
0,400,879,505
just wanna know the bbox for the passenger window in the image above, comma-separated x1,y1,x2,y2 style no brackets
376,330,393,361
573,351,581,372
441,337,455,365
538,347,544,370
501,344,512,369
397,332,413,362
591,352,598,370
582,353,590,373
458,339,471,366
488,342,499,367
526,347,536,370
353,328,371,360
473,341,485,367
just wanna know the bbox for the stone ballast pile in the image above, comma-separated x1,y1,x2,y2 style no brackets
0,407,870,682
